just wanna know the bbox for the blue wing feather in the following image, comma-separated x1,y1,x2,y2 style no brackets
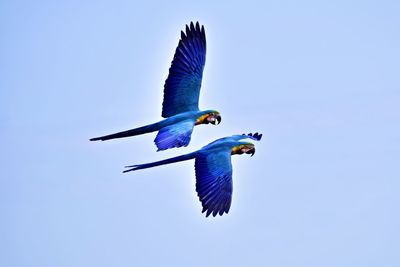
194,151,233,217
154,120,194,151
162,22,206,118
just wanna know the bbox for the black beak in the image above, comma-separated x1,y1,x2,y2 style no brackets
246,147,256,157
216,115,222,125
210,115,221,125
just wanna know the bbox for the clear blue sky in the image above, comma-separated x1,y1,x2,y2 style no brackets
1,0,399,266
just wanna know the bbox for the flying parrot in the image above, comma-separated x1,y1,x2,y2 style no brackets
124,133,262,217
90,22,221,151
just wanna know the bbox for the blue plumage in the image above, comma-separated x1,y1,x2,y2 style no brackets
162,22,206,118
195,151,233,217
154,120,194,151
90,22,220,151
124,133,262,217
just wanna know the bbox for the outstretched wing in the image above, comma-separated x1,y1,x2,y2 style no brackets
162,22,206,118
154,120,194,151
195,150,233,217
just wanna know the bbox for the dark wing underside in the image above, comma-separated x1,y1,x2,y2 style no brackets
195,151,233,217
162,22,206,118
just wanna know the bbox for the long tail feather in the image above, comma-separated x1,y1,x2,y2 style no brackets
90,123,160,141
123,152,198,173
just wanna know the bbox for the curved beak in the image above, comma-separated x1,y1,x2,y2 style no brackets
246,147,256,157
209,114,222,125
216,115,222,125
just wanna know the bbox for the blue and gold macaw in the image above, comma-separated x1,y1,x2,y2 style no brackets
124,133,262,217
90,22,221,151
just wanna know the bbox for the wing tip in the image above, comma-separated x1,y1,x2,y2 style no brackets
201,198,231,218
243,132,263,141
183,21,205,40
202,207,229,218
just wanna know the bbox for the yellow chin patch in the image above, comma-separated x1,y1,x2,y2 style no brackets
195,114,209,125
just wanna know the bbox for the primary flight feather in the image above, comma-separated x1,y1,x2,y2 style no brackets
90,22,221,151
124,133,262,217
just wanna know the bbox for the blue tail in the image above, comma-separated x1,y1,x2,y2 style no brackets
123,152,198,173
90,122,161,141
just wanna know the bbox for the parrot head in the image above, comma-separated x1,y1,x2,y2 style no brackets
231,143,255,157
196,111,221,126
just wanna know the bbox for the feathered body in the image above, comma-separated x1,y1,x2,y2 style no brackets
90,22,221,151
124,133,262,217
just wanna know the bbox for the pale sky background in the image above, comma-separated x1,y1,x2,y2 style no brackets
1,0,400,266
